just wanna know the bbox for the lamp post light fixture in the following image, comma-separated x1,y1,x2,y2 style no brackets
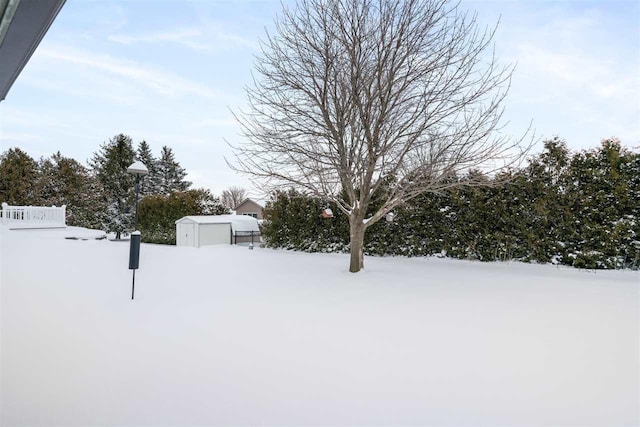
126,161,148,300
127,161,148,230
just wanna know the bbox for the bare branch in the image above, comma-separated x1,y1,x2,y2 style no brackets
229,0,533,272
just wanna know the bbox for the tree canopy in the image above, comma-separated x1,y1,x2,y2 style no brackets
231,0,530,271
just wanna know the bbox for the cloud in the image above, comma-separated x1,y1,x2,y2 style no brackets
514,44,635,100
20,74,138,105
188,117,239,129
0,132,43,146
108,25,258,52
108,29,213,52
211,27,259,50
487,3,640,147
37,45,219,99
187,167,253,196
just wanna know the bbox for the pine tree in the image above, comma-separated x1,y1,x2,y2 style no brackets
197,189,229,215
90,134,136,239
156,146,191,195
136,140,159,196
565,138,639,268
36,156,58,205
36,152,105,229
518,138,572,264
621,150,640,269
72,171,106,230
0,148,40,205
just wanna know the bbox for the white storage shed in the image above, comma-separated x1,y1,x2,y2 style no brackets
175,215,260,247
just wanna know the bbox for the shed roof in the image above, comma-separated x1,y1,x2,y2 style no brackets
175,214,260,232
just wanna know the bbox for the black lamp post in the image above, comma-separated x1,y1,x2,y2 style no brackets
127,161,149,230
126,161,148,300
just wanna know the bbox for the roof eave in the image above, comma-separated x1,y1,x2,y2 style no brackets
0,0,66,101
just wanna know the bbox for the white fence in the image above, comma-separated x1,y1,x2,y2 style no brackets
1,203,66,228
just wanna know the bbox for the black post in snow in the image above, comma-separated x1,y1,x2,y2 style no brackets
131,269,136,300
129,231,141,300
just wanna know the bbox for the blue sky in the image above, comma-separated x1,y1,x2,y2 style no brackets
0,0,638,197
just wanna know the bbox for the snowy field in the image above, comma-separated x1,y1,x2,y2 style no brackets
1,226,638,427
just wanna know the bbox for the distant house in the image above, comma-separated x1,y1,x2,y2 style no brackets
175,215,260,247
234,198,264,220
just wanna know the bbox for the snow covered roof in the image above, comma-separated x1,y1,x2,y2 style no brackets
175,215,260,232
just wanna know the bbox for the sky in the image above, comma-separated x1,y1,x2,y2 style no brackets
0,0,638,197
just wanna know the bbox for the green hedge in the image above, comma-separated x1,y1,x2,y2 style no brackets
261,139,640,270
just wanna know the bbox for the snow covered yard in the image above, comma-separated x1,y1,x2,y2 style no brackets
1,227,638,427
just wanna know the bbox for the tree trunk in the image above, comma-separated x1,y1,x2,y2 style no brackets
349,220,365,273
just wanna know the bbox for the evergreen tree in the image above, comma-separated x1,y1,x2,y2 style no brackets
518,138,572,264
261,189,350,252
71,172,106,230
198,190,229,215
36,156,58,205
136,140,159,196
0,148,39,205
37,152,105,229
90,134,136,239
156,146,191,195
564,138,639,268
621,150,640,269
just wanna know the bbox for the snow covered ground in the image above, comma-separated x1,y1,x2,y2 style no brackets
1,226,638,426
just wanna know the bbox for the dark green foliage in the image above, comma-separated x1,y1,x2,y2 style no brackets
261,189,350,252
156,146,191,195
138,189,227,244
36,152,104,229
561,138,639,269
0,148,39,205
2,138,203,240
262,139,640,270
1,149,105,229
136,140,159,197
89,134,137,239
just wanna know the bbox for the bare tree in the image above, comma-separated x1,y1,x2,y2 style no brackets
221,186,247,210
230,0,531,272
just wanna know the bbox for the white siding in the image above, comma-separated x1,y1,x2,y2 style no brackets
176,223,184,246
176,215,259,247
199,223,231,246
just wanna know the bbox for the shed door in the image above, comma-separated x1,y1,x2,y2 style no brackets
199,223,231,246
178,222,195,247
